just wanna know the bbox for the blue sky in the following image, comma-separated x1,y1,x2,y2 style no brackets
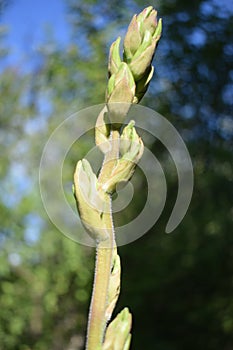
2,0,233,67
1,0,71,66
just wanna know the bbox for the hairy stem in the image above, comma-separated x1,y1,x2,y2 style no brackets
85,129,120,350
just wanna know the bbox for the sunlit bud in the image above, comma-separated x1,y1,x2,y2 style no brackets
128,33,156,81
102,121,144,193
152,17,162,41
107,63,135,102
73,159,110,242
105,252,121,321
141,8,158,35
120,120,143,158
123,15,142,60
136,5,154,26
106,63,136,126
95,106,111,154
108,37,122,76
103,307,132,350
123,6,162,81
134,65,154,103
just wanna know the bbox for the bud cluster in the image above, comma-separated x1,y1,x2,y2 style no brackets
74,7,162,242
74,121,143,242
107,5,162,116
73,159,110,242
74,4,161,275
102,121,144,193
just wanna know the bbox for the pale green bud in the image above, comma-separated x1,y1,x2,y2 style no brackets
129,38,156,81
106,63,136,126
103,308,132,350
137,7,160,41
73,159,110,242
106,63,135,102
137,6,154,27
123,333,132,350
132,30,153,60
120,120,143,157
123,7,162,82
95,106,111,154
123,7,155,62
101,158,135,193
107,74,116,97
123,14,142,60
102,122,144,193
108,37,122,76
105,252,121,321
152,17,162,41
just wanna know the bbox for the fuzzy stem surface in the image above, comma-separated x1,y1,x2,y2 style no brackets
85,129,120,350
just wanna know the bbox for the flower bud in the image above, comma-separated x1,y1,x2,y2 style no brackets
103,308,132,350
105,252,121,321
152,17,162,41
95,106,111,154
129,33,156,81
102,121,144,193
108,37,122,76
134,65,154,103
123,6,162,81
132,29,153,60
137,5,154,26
106,63,136,126
73,159,110,242
120,120,143,159
142,8,158,36
106,63,135,102
123,15,142,60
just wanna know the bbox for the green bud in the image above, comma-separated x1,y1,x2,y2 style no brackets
153,17,162,40
103,308,132,350
123,14,142,60
73,159,110,242
107,74,116,97
129,38,156,81
120,122,144,162
108,37,122,76
120,120,136,154
95,106,111,154
137,6,154,28
123,7,162,82
102,158,134,193
123,333,132,350
102,122,144,193
106,62,136,126
107,62,135,102
105,252,121,321
137,7,158,38
124,6,160,61
132,30,153,60
135,65,154,102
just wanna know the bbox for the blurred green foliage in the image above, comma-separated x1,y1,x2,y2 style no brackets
0,0,232,349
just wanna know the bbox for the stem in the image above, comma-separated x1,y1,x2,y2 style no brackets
85,129,120,350
86,219,113,350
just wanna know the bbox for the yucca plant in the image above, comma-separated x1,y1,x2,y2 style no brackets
73,6,162,350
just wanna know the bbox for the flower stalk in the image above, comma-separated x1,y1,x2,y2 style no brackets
73,6,162,350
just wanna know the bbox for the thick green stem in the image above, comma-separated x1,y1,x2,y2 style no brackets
85,129,120,350
86,218,114,350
